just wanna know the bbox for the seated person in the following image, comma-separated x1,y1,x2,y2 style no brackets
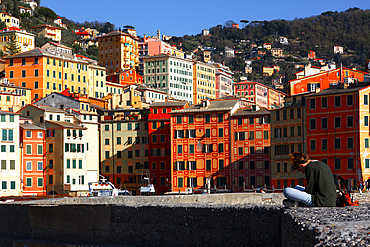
283,152,337,207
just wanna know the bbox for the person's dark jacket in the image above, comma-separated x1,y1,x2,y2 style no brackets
305,161,337,207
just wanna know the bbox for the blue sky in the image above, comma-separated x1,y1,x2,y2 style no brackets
42,0,369,37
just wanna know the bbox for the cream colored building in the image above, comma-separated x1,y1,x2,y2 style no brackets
0,27,35,54
31,24,62,42
0,80,32,112
0,111,21,196
193,61,216,104
0,12,20,28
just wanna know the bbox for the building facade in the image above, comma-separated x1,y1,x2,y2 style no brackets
193,61,216,104
143,54,194,104
97,31,140,74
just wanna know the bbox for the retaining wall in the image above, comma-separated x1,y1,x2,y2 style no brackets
0,193,368,246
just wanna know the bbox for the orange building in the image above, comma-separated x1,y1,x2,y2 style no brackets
97,31,140,74
289,68,369,96
20,121,46,195
148,101,189,195
170,99,239,193
230,107,271,191
106,68,143,85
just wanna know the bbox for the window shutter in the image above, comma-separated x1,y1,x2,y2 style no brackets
174,130,177,138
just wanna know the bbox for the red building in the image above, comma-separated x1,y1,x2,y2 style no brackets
106,68,143,86
148,101,189,195
230,107,271,191
305,84,370,188
170,99,240,193
289,67,369,96
20,121,46,195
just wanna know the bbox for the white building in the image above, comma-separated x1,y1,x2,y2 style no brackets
0,111,21,196
334,45,344,54
143,54,194,104
225,46,235,57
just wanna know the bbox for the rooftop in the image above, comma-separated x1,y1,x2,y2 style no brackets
172,99,239,113
20,123,45,130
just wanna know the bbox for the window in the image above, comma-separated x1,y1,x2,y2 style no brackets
37,178,43,187
238,147,243,155
205,129,210,138
26,161,32,171
347,137,354,149
290,109,294,119
206,160,211,170
176,115,182,124
218,128,223,137
263,130,269,140
276,111,280,121
290,127,294,137
347,116,353,128
334,138,341,149
310,119,316,130
218,113,223,122
321,97,328,108
178,178,183,188
347,95,353,106
177,145,182,154
322,118,328,129
49,143,53,153
365,94,369,106
365,159,370,169
309,98,316,109
189,144,194,154
283,110,287,120
249,117,254,124
188,114,194,123
26,178,31,187
297,108,301,119
322,139,327,150
218,143,224,153
128,151,132,158
238,118,242,125
79,160,82,169
219,160,224,170
310,139,316,151
249,131,254,140
26,144,32,154
205,114,210,123
335,159,341,170
37,161,43,171
334,117,341,128
365,116,369,127
334,96,341,107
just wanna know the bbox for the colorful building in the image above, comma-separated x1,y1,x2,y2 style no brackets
99,108,150,195
0,80,32,112
31,24,63,42
4,42,107,100
213,63,234,98
0,111,21,196
20,122,46,196
0,27,35,54
193,61,216,104
143,54,194,104
148,101,189,194
305,83,370,188
138,36,185,73
0,12,20,28
270,93,310,190
106,68,143,85
170,99,240,193
289,67,369,96
97,30,140,74
230,107,271,191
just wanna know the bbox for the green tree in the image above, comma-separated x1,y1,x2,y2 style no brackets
5,33,20,55
36,7,57,19
13,0,20,18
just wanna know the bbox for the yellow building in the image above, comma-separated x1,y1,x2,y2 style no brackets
0,27,35,54
0,80,32,111
31,24,63,42
97,31,140,74
263,66,275,76
4,42,108,100
0,12,20,28
193,61,216,104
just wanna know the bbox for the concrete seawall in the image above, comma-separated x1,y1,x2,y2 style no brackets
0,193,369,246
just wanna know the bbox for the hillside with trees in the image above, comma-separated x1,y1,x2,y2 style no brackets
169,8,370,86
